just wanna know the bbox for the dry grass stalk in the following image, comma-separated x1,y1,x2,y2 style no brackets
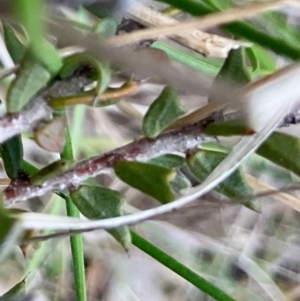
107,0,293,46
245,173,300,212
127,3,251,58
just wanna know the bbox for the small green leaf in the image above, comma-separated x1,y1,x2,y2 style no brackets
143,86,187,138
212,48,250,91
209,48,250,108
70,185,131,250
0,277,26,301
204,121,255,137
114,160,176,203
148,154,185,169
30,160,74,186
3,23,27,64
94,18,118,37
257,132,300,177
0,135,23,179
7,51,51,113
187,149,252,199
171,171,192,190
148,154,191,190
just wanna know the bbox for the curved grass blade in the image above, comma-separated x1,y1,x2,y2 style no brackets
59,54,111,94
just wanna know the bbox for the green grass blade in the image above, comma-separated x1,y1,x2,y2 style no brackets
65,196,87,301
131,231,237,301
152,41,222,76
224,22,300,60
61,116,87,301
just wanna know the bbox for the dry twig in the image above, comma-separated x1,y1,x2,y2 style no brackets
107,0,292,47
245,173,300,212
128,3,251,58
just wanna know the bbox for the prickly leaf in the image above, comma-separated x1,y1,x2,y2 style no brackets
187,149,252,199
148,154,191,190
148,154,185,169
7,51,51,112
210,48,250,96
70,185,131,250
114,160,176,203
143,86,187,138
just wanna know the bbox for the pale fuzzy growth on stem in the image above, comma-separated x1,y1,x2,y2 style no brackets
4,119,213,206
0,97,52,144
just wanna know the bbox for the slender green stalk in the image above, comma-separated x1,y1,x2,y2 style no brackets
65,195,87,301
22,154,87,301
159,0,300,60
61,118,87,301
61,122,74,160
131,231,237,301
70,105,86,159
